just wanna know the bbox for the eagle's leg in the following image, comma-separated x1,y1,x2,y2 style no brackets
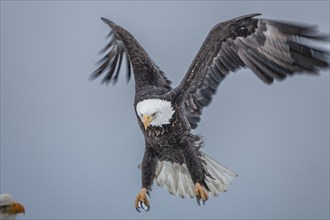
181,136,209,205
135,145,157,212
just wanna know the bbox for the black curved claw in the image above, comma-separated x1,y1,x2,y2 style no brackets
139,201,145,210
140,201,150,211
146,191,151,198
196,196,201,206
196,196,207,206
136,201,150,212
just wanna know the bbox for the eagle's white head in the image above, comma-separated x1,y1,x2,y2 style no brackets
136,99,175,129
0,193,25,219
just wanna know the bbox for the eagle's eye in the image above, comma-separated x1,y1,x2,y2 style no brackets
152,112,157,117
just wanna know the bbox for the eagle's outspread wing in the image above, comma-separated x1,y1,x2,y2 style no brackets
91,18,172,92
178,13,329,129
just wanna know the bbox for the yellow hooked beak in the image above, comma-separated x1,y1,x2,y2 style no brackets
143,114,154,130
9,202,25,215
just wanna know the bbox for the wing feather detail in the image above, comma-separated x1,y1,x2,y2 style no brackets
181,14,329,129
92,18,172,91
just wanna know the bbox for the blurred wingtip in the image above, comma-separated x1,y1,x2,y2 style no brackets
100,17,108,23
100,17,116,27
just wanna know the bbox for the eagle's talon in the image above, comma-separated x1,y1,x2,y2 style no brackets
135,188,150,212
141,202,150,211
194,183,208,206
144,204,150,211
140,201,147,211
196,196,201,206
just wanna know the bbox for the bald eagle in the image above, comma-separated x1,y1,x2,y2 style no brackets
0,194,25,219
91,13,329,211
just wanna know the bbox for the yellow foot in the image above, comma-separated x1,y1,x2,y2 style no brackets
135,188,150,212
194,183,208,205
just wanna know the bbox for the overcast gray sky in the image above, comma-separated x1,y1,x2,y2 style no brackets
1,1,329,219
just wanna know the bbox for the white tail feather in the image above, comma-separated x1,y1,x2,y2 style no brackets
176,168,186,198
203,153,238,194
153,153,237,198
155,161,170,187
